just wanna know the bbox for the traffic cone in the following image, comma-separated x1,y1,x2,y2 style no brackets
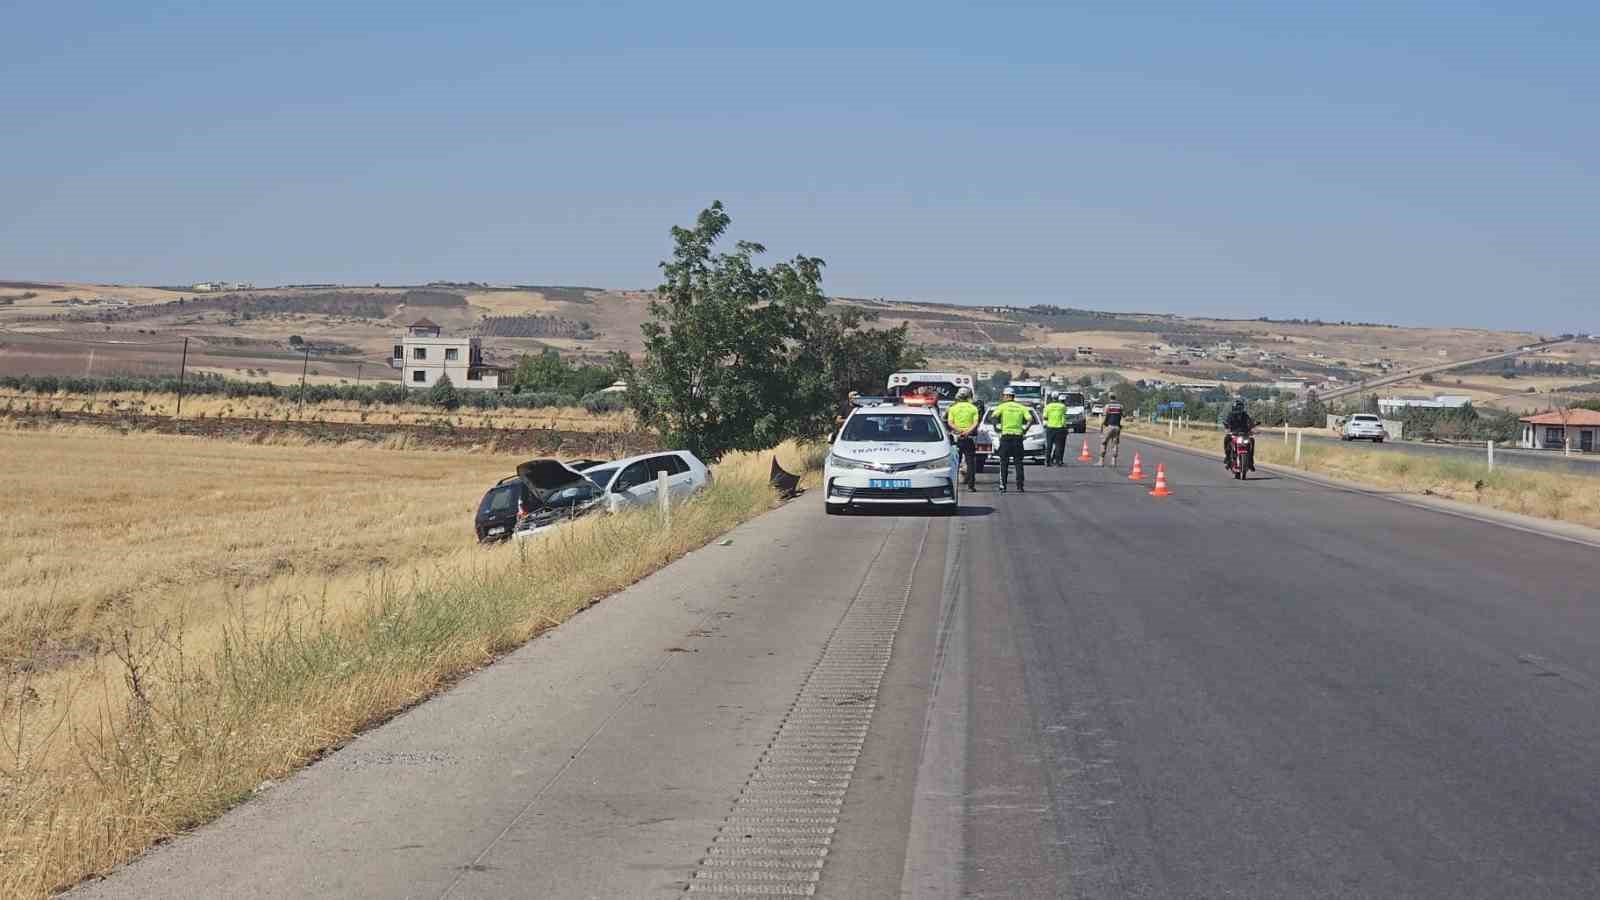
1078,439,1093,462
1149,464,1172,497
1128,453,1146,481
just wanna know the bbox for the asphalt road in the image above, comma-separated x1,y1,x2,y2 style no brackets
74,436,1600,898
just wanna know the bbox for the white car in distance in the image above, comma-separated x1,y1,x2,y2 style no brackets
976,403,1047,466
1341,414,1388,443
825,403,959,515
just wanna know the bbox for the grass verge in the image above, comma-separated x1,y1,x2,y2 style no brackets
1124,421,1600,529
0,441,823,898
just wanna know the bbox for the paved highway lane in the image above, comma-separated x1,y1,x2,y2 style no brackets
72,436,1600,898
930,439,1600,897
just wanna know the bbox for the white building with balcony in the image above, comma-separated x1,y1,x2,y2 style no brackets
392,319,504,390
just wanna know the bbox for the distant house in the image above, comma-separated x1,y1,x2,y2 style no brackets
392,319,504,390
1518,410,1600,452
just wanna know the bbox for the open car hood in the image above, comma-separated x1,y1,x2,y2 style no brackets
515,458,598,502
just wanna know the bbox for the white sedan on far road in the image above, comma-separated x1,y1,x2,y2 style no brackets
1342,414,1388,442
825,405,959,515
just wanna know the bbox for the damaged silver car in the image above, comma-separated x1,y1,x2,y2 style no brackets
506,458,612,539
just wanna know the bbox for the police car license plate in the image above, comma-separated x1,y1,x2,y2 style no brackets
869,479,913,489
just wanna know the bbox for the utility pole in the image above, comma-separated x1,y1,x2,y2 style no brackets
175,337,190,421
297,345,311,416
356,362,364,386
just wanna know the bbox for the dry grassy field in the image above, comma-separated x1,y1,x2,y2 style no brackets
0,389,631,432
0,426,519,672
0,424,820,897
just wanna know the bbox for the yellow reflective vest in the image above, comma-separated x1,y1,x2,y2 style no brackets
995,401,1031,436
946,401,980,434
1043,401,1067,429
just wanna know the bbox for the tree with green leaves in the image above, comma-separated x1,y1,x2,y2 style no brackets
514,348,568,392
427,374,460,410
625,203,923,461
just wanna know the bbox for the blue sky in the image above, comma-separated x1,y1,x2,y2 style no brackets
2,1,1596,331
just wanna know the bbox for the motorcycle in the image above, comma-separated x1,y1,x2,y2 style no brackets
1228,432,1255,480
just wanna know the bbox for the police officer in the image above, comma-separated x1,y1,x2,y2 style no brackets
945,387,981,490
1042,392,1068,466
994,387,1030,493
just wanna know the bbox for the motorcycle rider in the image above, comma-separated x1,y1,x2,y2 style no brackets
1223,398,1256,470
993,387,1030,493
945,387,982,491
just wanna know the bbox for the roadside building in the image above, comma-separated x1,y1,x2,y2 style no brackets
392,318,504,389
1377,395,1472,415
1518,410,1600,452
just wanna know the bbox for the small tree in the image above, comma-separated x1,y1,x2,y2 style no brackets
428,374,460,410
628,203,830,460
514,348,568,392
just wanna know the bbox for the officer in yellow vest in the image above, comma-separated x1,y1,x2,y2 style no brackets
993,387,1031,493
1042,393,1069,466
945,387,981,491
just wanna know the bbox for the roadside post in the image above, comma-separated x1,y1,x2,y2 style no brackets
1488,440,1495,472
658,470,671,525
296,345,311,416
1168,418,1175,438
1284,421,1290,445
1296,430,1303,466
174,337,190,422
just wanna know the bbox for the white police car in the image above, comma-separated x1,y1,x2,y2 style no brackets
825,399,959,515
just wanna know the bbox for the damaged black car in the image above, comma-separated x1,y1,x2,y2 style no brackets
473,458,610,543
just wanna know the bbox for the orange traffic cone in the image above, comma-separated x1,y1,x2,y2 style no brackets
1149,464,1172,497
1128,453,1146,480
1078,439,1093,462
